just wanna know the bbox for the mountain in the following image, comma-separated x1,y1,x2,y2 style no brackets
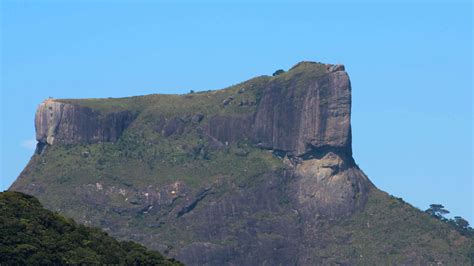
10,61,473,264
0,191,181,265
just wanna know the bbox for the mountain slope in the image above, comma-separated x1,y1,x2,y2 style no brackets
10,61,474,264
0,191,182,265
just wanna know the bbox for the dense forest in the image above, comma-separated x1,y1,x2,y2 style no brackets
0,191,182,265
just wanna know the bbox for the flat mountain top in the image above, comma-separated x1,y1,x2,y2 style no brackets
9,61,474,264
55,61,328,113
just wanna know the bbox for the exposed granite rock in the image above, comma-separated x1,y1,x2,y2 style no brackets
162,117,187,137
163,171,302,266
252,67,351,156
326,64,345,72
35,99,136,147
36,63,350,159
205,114,253,144
191,113,204,123
292,152,370,218
201,63,352,157
16,61,453,265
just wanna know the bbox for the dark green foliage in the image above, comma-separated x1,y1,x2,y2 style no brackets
425,204,474,236
449,216,474,237
0,191,182,265
425,204,450,219
315,189,474,264
454,216,470,230
272,69,285,76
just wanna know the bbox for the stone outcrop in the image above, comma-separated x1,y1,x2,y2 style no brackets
206,114,253,144
35,99,136,149
28,61,369,231
37,62,351,159
205,63,352,157
253,68,351,156
12,61,392,265
292,152,369,218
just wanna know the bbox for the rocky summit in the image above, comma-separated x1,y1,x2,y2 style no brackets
10,62,473,264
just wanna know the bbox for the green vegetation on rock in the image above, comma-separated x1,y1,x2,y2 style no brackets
0,191,182,265
310,189,474,264
9,61,474,264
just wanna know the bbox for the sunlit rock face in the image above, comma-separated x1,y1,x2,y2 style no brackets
293,152,370,219
252,64,352,156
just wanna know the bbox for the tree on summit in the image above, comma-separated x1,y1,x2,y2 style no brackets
425,204,473,236
425,204,450,219
272,69,285,76
452,216,472,235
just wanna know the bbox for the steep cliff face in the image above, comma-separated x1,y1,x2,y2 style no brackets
252,64,351,156
28,62,364,218
35,99,136,149
200,63,352,157
10,62,472,265
35,63,350,159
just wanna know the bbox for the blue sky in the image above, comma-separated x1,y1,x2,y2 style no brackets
1,1,472,222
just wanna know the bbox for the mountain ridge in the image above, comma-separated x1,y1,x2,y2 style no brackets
10,61,474,264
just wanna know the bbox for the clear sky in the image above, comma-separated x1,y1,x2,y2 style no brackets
1,1,472,222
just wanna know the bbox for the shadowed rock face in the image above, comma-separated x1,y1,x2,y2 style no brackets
206,114,254,144
35,99,136,148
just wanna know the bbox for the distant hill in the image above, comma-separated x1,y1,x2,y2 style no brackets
9,61,474,264
0,191,182,265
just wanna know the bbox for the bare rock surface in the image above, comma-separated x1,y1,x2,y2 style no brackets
35,99,136,147
252,68,351,156
293,152,370,218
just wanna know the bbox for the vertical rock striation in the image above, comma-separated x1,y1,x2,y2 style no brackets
252,64,352,156
35,99,136,151
30,62,370,219
35,62,352,159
